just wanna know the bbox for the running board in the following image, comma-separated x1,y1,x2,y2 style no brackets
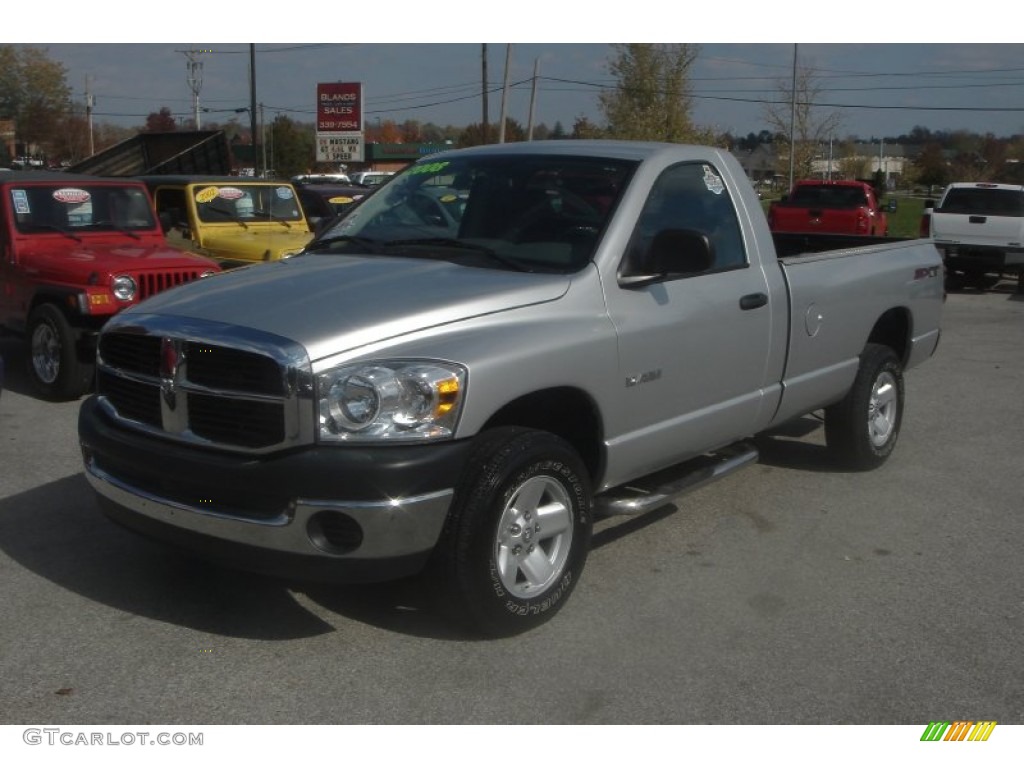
593,442,759,519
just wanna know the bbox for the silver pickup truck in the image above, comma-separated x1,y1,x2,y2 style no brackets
78,141,944,636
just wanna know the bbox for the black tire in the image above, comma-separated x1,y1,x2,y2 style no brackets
26,304,93,401
432,427,593,637
825,343,904,470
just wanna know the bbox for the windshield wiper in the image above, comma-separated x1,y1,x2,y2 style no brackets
25,224,82,242
251,209,293,228
303,234,382,253
85,220,142,240
385,237,532,272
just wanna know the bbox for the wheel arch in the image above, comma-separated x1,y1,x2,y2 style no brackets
866,307,911,365
479,386,605,488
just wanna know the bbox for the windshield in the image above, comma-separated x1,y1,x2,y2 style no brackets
192,183,305,224
313,153,637,273
11,184,156,233
940,188,1024,217
788,184,868,208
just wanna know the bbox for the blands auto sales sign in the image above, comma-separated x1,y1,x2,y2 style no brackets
317,82,362,133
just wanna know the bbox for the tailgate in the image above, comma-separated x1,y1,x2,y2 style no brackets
932,211,1024,249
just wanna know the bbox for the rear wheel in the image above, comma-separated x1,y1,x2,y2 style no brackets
433,427,592,636
26,304,93,401
825,344,904,470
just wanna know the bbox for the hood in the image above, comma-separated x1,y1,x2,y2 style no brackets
19,236,217,283
200,227,313,261
124,254,571,361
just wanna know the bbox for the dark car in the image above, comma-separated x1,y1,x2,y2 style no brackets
295,184,374,233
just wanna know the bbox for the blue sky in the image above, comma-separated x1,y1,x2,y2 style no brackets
17,6,1024,140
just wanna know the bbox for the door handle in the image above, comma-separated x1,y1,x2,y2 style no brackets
740,292,768,310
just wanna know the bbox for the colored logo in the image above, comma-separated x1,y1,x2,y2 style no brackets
920,721,997,742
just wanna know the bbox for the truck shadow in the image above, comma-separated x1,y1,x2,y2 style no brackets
751,415,845,473
0,475,473,641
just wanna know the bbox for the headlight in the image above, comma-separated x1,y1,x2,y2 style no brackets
199,270,217,278
111,275,137,301
280,248,304,259
318,360,465,443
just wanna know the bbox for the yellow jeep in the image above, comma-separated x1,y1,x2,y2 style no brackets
141,176,313,267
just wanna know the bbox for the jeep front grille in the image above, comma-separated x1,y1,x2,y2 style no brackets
96,319,314,454
135,270,209,301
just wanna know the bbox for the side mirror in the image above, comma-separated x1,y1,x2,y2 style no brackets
622,228,714,286
887,199,898,213
924,199,935,210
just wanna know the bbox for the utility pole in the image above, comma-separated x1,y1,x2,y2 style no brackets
179,46,204,129
85,75,95,156
498,44,511,143
260,103,267,176
788,43,797,191
481,44,489,145
249,45,259,176
526,58,539,141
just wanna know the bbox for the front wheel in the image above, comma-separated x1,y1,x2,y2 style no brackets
433,428,593,636
825,343,904,470
26,304,93,401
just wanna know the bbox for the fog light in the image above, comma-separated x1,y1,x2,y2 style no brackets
307,511,363,555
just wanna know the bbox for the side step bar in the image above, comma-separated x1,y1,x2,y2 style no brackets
593,442,759,519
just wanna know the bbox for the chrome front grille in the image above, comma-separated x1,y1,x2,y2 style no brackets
96,317,314,454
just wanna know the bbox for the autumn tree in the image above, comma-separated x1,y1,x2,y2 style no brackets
599,44,701,142
144,107,178,132
763,61,843,182
458,118,525,147
0,45,72,161
571,116,604,140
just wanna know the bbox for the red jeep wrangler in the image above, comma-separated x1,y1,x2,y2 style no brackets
0,171,220,400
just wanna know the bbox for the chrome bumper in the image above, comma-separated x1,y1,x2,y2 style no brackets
84,457,453,561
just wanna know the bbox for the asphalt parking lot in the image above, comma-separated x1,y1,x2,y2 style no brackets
0,283,1022,728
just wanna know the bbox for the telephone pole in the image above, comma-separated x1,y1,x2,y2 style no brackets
178,46,205,129
85,75,95,156
481,44,489,145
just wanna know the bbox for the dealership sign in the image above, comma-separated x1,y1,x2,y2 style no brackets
317,82,362,132
316,82,364,163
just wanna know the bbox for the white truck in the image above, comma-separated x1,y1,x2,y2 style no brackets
78,141,944,636
923,181,1024,291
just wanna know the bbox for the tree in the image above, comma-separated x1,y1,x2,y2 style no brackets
458,118,525,147
0,45,72,161
598,43,701,142
763,61,843,181
913,143,949,191
144,107,178,132
571,116,604,140
267,115,314,177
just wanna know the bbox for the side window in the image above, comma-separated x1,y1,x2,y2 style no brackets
626,162,746,276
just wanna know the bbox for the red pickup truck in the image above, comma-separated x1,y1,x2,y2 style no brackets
1,171,220,400
768,180,888,237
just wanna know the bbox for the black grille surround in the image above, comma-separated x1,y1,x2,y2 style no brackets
96,316,314,454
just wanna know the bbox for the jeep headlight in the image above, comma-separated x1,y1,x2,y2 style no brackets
111,275,137,301
318,361,465,443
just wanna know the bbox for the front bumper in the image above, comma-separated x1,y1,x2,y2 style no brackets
79,395,472,582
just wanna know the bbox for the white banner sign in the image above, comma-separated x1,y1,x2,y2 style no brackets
316,133,365,163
